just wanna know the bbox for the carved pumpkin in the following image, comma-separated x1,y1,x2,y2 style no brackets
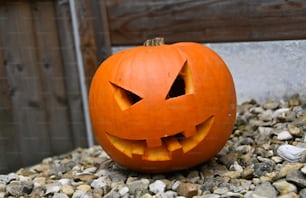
89,38,236,173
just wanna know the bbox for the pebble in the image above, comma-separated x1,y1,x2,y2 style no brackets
72,190,93,198
286,170,306,188
301,165,306,174
53,192,69,198
277,144,306,162
149,180,166,194
300,188,306,198
45,183,61,195
0,95,305,197
61,184,74,195
248,182,277,198
177,183,198,198
277,192,299,198
127,178,150,194
77,184,91,191
287,124,301,136
278,130,293,140
273,179,297,194
118,186,129,196
6,181,23,196
272,108,290,119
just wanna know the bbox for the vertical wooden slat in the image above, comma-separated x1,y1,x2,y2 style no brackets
55,0,88,148
74,0,99,89
31,1,74,154
0,4,22,173
0,1,52,167
74,0,112,89
90,0,112,64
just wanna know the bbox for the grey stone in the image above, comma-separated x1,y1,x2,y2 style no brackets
53,193,69,198
263,101,279,110
213,187,229,194
0,175,8,184
90,176,111,190
127,178,150,194
260,109,273,121
72,190,93,198
104,188,120,198
200,194,220,198
158,190,177,198
253,161,274,177
299,188,306,198
249,182,277,198
6,181,22,196
286,170,306,188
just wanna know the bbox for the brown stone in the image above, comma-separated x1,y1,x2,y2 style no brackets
177,183,198,198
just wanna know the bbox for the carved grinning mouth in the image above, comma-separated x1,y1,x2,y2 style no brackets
105,116,214,161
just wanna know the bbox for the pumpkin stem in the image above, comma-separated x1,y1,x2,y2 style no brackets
143,37,165,46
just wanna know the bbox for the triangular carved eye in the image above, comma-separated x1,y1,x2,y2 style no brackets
111,82,142,110
166,61,193,99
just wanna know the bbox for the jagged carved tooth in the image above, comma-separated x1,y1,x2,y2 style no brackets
146,138,163,147
184,126,197,138
165,137,183,152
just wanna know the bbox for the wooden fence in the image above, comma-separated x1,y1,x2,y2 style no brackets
0,0,111,173
1,0,306,173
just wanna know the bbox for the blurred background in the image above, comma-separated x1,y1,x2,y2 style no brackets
1,0,306,173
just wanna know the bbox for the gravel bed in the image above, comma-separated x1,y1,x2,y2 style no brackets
1,94,306,198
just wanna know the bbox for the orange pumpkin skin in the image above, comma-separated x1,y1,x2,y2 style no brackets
89,42,236,173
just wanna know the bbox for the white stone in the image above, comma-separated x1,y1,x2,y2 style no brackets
272,108,290,119
277,144,306,162
91,177,108,189
172,181,181,191
277,131,293,140
118,186,129,196
149,180,166,194
45,183,60,195
301,165,306,175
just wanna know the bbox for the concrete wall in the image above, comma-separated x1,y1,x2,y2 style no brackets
113,40,306,104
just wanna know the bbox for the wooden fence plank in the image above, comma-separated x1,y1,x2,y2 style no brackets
90,0,112,64
32,1,74,155
74,0,99,89
106,0,306,45
0,5,22,172
0,1,52,167
55,0,88,148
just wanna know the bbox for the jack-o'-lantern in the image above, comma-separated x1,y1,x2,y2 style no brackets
89,38,236,173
